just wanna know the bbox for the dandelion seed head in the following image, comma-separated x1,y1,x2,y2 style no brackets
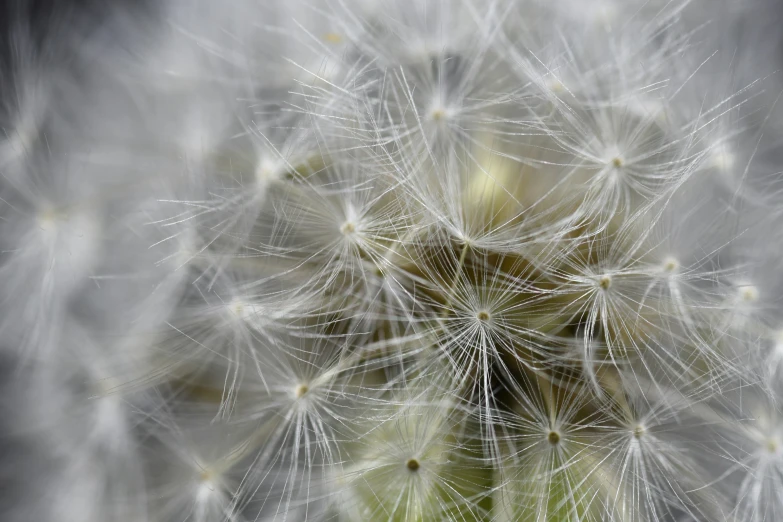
8,2,783,521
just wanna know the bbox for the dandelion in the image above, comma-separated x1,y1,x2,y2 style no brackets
5,0,783,521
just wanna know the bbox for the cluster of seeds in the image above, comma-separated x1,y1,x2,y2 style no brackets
2,1,783,521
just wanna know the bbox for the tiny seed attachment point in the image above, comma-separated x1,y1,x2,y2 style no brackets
633,425,645,439
295,384,309,398
547,431,561,445
406,458,420,471
476,310,490,322
340,221,356,235
549,79,564,93
611,157,624,168
256,160,283,185
662,257,679,273
231,300,246,317
739,285,759,303
37,206,69,230
323,33,343,44
599,275,612,290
